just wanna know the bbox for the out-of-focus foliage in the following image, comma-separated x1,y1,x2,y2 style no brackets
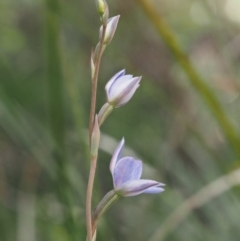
1,0,240,240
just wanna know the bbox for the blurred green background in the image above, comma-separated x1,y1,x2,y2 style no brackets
1,0,240,240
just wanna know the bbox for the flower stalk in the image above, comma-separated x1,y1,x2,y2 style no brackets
86,1,165,240
89,25,106,142
86,4,108,239
86,155,97,241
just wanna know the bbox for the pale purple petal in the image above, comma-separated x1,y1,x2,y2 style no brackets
116,179,161,197
105,69,141,107
113,157,142,189
109,139,165,197
107,16,119,29
143,184,165,194
105,69,125,94
100,16,120,45
109,138,125,175
107,75,133,101
115,77,141,107
104,15,120,44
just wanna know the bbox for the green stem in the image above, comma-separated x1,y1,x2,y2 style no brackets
86,155,98,241
98,103,114,126
89,26,107,142
92,190,119,233
135,0,240,157
86,21,107,241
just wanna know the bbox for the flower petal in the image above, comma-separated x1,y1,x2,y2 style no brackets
107,74,133,101
104,15,120,44
115,77,141,107
113,157,142,189
142,184,165,194
116,179,161,197
109,138,125,175
105,69,125,95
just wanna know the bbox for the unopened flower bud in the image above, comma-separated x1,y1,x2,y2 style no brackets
95,0,107,15
105,69,141,107
101,4,109,26
99,15,120,45
91,115,100,156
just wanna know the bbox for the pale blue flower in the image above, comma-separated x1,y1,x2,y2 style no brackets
110,138,165,197
105,70,141,108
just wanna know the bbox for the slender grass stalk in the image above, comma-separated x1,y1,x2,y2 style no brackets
46,0,64,149
149,167,240,241
134,0,240,158
45,0,77,240
61,50,90,161
86,26,107,241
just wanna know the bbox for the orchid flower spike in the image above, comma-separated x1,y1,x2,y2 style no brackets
110,138,165,197
106,69,142,108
